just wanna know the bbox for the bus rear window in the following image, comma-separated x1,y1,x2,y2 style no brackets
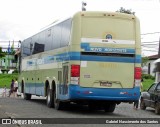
81,52,135,57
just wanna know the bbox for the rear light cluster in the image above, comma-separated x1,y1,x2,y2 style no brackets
134,67,142,87
71,65,80,77
71,65,80,85
134,67,141,79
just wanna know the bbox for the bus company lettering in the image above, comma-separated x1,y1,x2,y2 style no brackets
90,47,102,52
90,47,127,53
104,48,127,53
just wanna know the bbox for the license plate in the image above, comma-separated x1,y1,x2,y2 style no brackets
100,82,112,87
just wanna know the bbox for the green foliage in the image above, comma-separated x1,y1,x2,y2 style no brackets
142,57,149,67
116,7,135,15
142,79,154,91
12,69,18,74
142,74,155,80
141,74,155,91
0,47,6,58
0,74,18,88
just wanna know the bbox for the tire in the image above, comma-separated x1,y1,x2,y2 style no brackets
104,103,116,113
140,99,146,110
46,86,54,108
155,103,160,115
88,103,96,111
24,93,31,100
53,89,63,110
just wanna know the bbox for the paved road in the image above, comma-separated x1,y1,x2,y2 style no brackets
0,96,160,127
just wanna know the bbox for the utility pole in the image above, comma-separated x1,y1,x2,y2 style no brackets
155,36,160,82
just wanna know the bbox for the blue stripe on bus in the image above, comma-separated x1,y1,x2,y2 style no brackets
23,83,140,101
135,55,141,63
56,52,141,63
27,52,141,67
68,52,141,63
69,84,140,101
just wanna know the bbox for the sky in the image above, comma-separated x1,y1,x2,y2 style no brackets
0,0,160,56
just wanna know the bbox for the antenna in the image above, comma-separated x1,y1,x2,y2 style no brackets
82,1,87,11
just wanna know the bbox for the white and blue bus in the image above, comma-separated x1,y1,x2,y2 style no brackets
19,11,141,112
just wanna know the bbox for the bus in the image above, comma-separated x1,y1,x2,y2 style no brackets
18,11,141,112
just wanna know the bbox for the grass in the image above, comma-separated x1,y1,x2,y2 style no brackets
0,74,18,88
142,78,155,91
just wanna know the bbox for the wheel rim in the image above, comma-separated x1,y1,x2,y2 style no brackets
47,90,50,104
54,92,57,105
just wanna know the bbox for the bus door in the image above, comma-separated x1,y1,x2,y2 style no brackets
58,63,69,95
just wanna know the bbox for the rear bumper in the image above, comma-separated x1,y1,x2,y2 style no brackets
69,84,140,101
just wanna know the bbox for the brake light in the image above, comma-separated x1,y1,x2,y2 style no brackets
134,67,141,87
71,65,80,77
71,65,80,85
134,67,141,79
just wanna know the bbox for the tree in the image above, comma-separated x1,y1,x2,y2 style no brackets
142,57,149,67
116,7,135,15
0,47,6,58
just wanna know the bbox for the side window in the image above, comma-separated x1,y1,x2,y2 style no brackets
52,24,61,49
22,39,31,57
39,31,45,50
61,18,72,47
45,29,52,51
156,83,160,91
148,84,156,93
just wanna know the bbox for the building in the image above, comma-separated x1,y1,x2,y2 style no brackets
142,54,158,76
0,54,17,74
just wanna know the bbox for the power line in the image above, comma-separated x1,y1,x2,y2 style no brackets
141,41,159,43
141,32,160,35
141,44,158,46
142,49,158,52
0,41,20,42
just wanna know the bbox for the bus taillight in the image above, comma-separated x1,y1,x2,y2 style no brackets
134,67,141,80
71,65,80,77
134,67,141,87
71,65,80,85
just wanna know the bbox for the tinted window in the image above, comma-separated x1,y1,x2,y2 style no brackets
39,31,45,46
148,84,156,93
32,42,45,54
52,24,61,49
45,29,52,51
22,38,31,57
22,18,72,56
156,83,160,90
61,18,72,47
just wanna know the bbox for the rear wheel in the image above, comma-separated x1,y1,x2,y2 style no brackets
46,86,54,108
23,86,31,100
88,103,97,111
53,89,63,110
24,93,31,100
155,103,160,115
104,103,116,112
140,99,146,110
